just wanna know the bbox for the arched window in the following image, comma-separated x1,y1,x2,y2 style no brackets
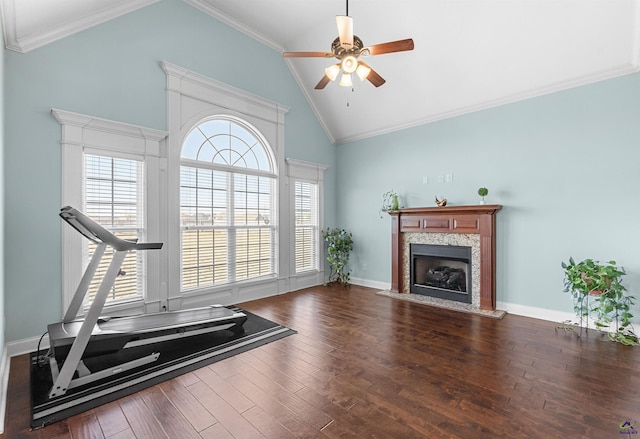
180,117,277,290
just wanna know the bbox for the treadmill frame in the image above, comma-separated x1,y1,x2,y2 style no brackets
49,207,166,398
47,206,246,399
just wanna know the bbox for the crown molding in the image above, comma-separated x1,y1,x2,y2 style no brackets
335,64,640,145
1,0,160,53
183,0,283,52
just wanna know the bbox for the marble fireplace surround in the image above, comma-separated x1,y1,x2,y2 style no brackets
388,205,502,311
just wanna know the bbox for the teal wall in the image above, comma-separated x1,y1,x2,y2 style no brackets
4,0,639,342
3,0,335,342
0,15,5,353
338,73,640,316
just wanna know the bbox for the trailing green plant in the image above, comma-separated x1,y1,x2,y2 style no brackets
561,257,638,346
379,190,400,217
322,228,354,286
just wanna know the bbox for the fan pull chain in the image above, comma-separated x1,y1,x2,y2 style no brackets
346,86,354,107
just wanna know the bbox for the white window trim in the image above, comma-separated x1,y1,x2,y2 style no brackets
162,61,291,309
286,158,327,291
52,108,167,317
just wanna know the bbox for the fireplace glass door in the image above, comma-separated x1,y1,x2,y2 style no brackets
410,244,472,303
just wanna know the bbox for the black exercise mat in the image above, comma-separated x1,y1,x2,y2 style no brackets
30,307,295,428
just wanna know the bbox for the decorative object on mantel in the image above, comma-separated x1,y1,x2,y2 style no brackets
434,195,447,207
380,189,400,217
560,257,638,346
477,187,488,205
322,228,354,286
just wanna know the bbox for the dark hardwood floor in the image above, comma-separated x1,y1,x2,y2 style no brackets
2,284,640,438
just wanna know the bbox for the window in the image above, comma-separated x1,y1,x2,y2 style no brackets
180,118,276,291
294,181,319,273
287,158,327,283
53,108,166,316
84,154,145,303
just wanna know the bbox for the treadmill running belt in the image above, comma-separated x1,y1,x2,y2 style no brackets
30,306,296,428
97,306,237,332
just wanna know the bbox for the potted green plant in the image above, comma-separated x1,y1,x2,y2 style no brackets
477,187,488,205
561,257,638,345
379,190,400,218
322,228,354,286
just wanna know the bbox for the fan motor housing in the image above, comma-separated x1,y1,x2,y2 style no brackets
331,35,364,58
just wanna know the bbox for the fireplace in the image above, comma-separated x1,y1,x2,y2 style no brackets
410,244,472,303
388,205,502,310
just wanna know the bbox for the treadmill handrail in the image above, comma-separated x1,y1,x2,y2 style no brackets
60,206,163,252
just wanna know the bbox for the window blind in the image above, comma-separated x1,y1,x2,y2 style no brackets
294,181,319,273
84,154,144,303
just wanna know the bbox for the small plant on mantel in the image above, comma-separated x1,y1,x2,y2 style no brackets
322,228,354,286
379,190,400,218
561,257,638,346
477,187,488,204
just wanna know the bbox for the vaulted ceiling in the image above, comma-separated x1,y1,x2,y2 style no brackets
2,0,638,144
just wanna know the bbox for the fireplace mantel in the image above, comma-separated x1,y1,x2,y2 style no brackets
389,205,502,310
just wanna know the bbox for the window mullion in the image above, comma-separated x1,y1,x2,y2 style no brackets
227,172,236,283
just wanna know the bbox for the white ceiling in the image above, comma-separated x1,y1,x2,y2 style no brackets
2,0,639,144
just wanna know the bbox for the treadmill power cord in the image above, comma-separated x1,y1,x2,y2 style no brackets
35,331,49,368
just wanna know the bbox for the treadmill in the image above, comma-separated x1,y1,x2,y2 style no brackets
45,206,247,401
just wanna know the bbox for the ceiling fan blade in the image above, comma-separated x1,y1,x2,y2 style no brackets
336,15,354,49
358,61,385,87
314,75,331,90
283,51,333,58
366,38,414,56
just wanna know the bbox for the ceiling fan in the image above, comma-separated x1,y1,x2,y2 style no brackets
283,0,414,90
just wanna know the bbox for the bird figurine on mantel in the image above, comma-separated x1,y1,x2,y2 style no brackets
435,196,447,207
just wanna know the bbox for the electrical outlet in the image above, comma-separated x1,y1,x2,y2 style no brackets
445,173,453,183
438,175,445,183
422,176,429,184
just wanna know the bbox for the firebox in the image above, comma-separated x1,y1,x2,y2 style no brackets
410,243,472,303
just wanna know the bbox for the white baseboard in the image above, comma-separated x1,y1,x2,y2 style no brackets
0,348,8,434
0,335,50,434
350,276,580,325
350,277,390,291
6,333,49,358
497,301,575,323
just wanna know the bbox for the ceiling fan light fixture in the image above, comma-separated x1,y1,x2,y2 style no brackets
341,55,358,73
282,0,414,90
356,63,371,81
336,15,354,49
339,72,353,87
325,64,341,81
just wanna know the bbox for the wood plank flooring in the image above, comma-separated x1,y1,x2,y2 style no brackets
2,284,640,438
